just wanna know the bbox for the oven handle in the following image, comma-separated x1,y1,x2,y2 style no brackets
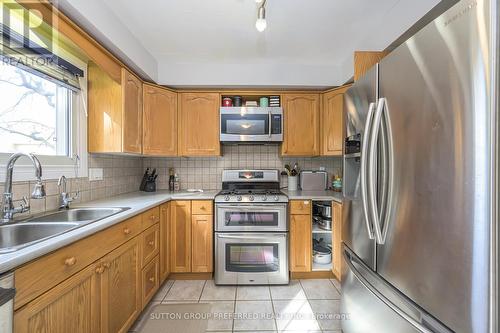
268,110,272,138
217,204,287,211
217,233,286,240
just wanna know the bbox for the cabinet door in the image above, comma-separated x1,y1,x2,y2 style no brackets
332,201,342,280
100,237,141,333
290,214,312,272
143,85,178,156
282,94,320,156
170,201,192,272
14,264,100,333
122,68,143,154
179,93,220,156
322,90,345,156
160,203,171,282
191,214,213,273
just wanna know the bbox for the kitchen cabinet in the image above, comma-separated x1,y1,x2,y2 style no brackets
178,92,220,156
170,200,214,273
321,86,350,156
354,51,389,81
332,201,342,280
88,64,143,154
99,237,141,333
14,263,100,333
170,201,192,272
14,207,162,333
143,84,178,156
159,202,171,283
281,94,320,156
290,200,312,272
191,214,213,273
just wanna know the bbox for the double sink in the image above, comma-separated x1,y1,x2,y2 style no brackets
0,207,130,254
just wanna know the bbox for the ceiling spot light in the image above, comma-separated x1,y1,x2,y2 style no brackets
256,1,267,32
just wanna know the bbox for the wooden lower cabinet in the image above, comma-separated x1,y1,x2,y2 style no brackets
159,203,171,282
100,237,141,333
332,201,342,280
170,201,192,272
141,256,159,307
290,213,312,272
191,214,213,273
14,263,100,333
170,200,213,274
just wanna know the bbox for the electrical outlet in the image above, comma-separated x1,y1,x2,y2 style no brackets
89,168,104,181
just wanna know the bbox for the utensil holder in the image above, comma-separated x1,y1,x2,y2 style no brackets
288,176,298,191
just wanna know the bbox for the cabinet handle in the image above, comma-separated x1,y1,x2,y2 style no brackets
95,266,105,274
149,276,155,283
150,215,156,221
123,228,131,235
148,240,155,247
103,262,110,268
64,257,76,266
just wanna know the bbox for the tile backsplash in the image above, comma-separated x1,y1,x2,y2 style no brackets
1,146,342,217
1,154,143,217
143,145,342,190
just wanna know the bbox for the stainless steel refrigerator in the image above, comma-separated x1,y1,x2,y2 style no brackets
341,0,498,332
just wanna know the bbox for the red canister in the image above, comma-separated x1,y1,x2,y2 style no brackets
222,97,233,107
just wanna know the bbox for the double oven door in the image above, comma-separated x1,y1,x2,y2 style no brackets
215,203,289,285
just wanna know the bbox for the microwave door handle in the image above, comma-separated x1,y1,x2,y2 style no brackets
268,110,272,138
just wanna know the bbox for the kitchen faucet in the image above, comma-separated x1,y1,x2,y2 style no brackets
57,175,78,209
2,153,46,223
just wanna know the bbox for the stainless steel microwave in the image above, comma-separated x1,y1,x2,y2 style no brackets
220,107,283,142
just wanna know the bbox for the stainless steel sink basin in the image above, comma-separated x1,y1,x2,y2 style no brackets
0,222,79,253
26,207,127,224
0,207,129,253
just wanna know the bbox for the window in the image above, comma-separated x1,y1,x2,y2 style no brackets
0,63,72,156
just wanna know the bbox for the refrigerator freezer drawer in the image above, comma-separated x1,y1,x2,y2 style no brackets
341,246,452,333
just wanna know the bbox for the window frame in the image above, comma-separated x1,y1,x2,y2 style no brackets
0,63,88,182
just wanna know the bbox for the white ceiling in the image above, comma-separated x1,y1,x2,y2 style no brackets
59,0,441,88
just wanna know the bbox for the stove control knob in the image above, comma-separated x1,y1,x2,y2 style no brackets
224,195,230,201
274,195,279,201
249,195,254,201
262,196,267,201
237,195,242,201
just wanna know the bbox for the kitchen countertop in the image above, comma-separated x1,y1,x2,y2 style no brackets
281,189,343,202
0,188,343,274
0,190,218,274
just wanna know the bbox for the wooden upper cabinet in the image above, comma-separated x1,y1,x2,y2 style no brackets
14,263,100,333
178,92,220,156
100,237,141,333
122,69,143,154
170,201,192,272
88,64,143,154
354,51,389,81
143,85,178,156
321,86,350,156
281,94,320,156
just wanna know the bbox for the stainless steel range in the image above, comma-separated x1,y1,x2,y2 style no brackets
214,169,289,285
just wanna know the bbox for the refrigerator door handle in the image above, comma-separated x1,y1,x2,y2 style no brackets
343,247,452,333
368,97,394,244
360,102,376,240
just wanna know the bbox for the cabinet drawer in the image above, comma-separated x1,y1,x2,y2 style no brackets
141,255,159,307
192,200,213,215
14,215,142,310
142,206,160,230
141,224,159,267
290,200,311,215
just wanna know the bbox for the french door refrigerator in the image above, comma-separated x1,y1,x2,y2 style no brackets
341,0,498,332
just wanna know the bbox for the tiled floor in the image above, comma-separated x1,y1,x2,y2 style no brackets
130,278,342,333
